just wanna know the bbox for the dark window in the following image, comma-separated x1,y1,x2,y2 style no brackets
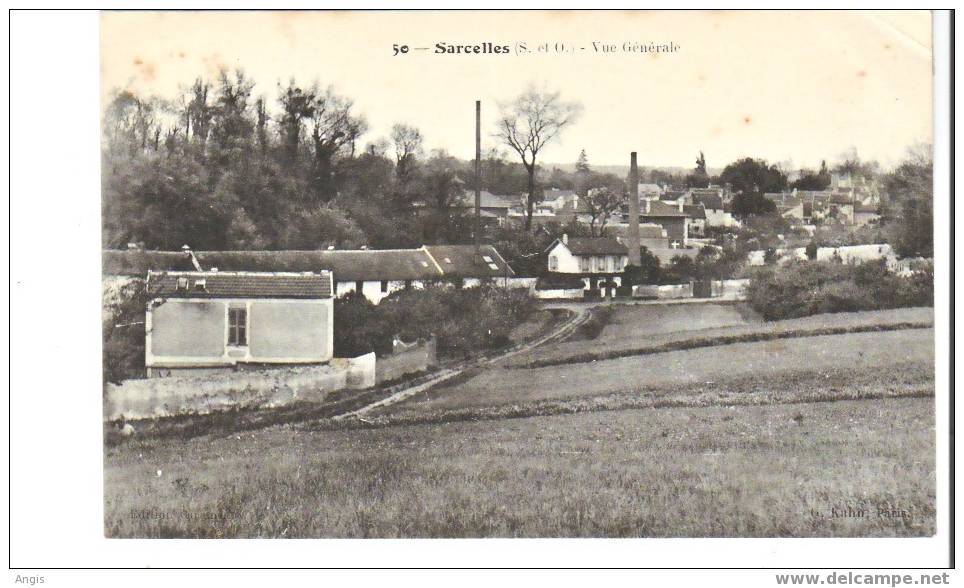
381,280,389,293
228,308,247,346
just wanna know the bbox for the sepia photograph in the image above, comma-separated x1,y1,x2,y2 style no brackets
93,9,943,542
100,11,937,538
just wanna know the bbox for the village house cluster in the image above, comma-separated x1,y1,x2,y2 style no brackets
764,171,882,227
105,164,899,382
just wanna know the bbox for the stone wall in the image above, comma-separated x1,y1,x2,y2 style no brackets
533,288,585,300
375,337,437,383
105,355,375,421
633,283,694,299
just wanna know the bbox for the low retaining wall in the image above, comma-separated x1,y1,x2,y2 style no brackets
506,277,538,290
633,283,693,299
376,337,437,383
534,288,586,300
105,355,375,421
632,279,749,300
331,352,377,389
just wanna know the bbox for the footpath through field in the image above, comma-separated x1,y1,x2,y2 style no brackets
332,305,593,421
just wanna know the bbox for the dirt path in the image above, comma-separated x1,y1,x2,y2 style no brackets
332,306,591,421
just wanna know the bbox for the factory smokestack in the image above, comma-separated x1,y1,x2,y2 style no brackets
627,152,641,266
474,100,481,257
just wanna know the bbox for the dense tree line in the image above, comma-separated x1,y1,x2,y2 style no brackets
102,70,479,251
102,70,932,264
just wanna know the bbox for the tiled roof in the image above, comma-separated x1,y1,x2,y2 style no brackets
424,245,515,278
641,200,688,217
638,224,666,239
692,193,724,210
558,237,628,256
148,271,333,299
461,190,519,210
683,204,706,219
105,249,444,281
105,246,518,282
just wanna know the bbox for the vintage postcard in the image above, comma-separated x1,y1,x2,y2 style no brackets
98,9,939,545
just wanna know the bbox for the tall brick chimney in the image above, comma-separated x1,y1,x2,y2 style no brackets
627,153,641,266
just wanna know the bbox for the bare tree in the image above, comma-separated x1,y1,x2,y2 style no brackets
496,86,582,229
390,123,424,184
584,185,622,237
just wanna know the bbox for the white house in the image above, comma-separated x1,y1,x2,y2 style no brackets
144,270,335,378
691,189,740,228
545,234,629,294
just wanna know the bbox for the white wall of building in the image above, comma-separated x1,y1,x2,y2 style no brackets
547,242,583,273
547,242,629,274
704,209,740,228
334,279,428,304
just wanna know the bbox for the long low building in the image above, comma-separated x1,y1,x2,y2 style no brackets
104,244,515,304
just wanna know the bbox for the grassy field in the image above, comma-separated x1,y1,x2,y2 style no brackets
104,392,934,538
103,305,936,538
387,328,933,414
601,301,762,340
508,306,934,368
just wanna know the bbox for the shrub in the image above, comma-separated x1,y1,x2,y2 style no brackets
333,290,388,357
746,259,933,321
535,274,586,290
334,284,537,360
103,278,153,384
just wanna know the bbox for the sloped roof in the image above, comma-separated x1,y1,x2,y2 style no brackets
103,250,196,276
683,204,706,219
543,188,576,199
105,249,444,281
692,193,724,210
424,244,515,278
638,224,667,239
556,237,628,256
830,191,857,205
461,190,519,209
557,198,591,214
644,247,700,264
641,200,688,218
148,271,333,299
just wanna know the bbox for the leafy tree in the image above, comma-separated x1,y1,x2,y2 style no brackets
418,151,470,244
685,150,710,188
719,157,786,218
574,149,591,196
882,144,933,257
720,157,788,196
792,161,832,191
390,123,423,186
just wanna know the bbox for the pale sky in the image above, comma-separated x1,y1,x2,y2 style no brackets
101,10,933,170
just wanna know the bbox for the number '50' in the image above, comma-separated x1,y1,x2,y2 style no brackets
393,44,409,56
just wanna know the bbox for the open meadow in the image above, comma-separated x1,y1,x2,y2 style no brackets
104,394,934,538
104,306,935,538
